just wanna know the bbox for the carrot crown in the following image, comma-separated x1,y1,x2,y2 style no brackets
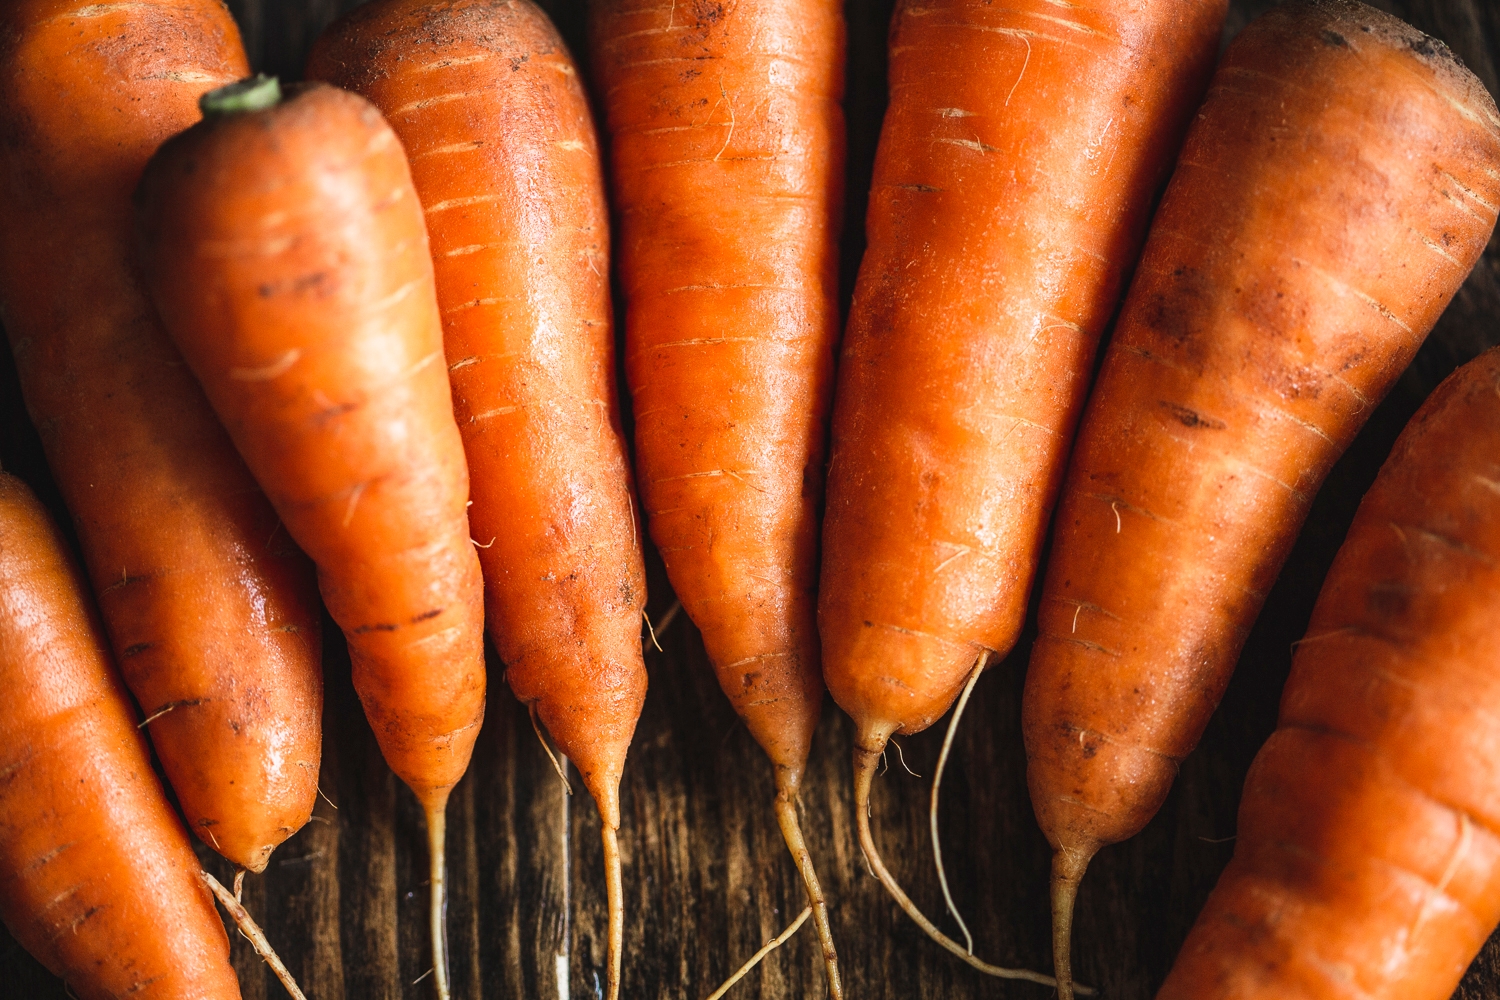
200,75,282,116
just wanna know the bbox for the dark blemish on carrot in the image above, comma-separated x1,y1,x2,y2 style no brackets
411,608,443,623
1407,35,1439,59
1319,29,1347,48
122,642,154,658
1159,401,1227,430
352,622,399,634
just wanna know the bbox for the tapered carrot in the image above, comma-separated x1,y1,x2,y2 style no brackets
817,0,1225,979
135,78,487,1000
1020,4,1500,996
307,4,648,996
0,0,322,877
0,470,241,1000
1158,345,1500,1000
590,0,846,992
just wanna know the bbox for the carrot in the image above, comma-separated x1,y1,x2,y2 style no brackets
0,470,241,1000
1018,4,1500,996
1158,345,1500,1000
817,0,1225,979
306,4,648,996
134,78,487,1000
0,0,323,877
589,0,846,992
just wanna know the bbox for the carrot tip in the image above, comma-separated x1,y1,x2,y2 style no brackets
853,744,1089,993
772,785,843,1000
426,806,451,1000
602,821,624,1000
200,74,281,117
200,869,308,1000
1051,849,1094,1000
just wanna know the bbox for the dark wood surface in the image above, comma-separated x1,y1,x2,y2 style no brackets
2,1,1499,998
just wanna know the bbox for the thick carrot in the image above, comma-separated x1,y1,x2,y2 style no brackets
0,471,241,1000
0,0,322,876
590,0,845,991
1019,4,1500,996
135,78,487,1000
1158,345,1500,1000
306,3,648,995
817,0,1225,977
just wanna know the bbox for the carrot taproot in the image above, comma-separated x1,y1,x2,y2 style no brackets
306,4,648,995
1019,4,1500,996
590,0,845,991
0,0,323,878
1157,344,1500,1000
134,78,487,1000
0,470,241,1000
816,0,1225,979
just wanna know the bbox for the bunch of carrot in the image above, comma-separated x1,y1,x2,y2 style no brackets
0,0,1498,998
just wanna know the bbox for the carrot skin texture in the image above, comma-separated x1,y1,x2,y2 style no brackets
1023,0,1500,877
135,84,488,812
590,0,844,782
820,0,1227,748
0,473,241,1000
1157,347,1500,1000
306,0,647,836
0,0,323,873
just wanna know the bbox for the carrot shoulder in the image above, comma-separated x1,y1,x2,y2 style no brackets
0,0,322,875
1020,3,1500,995
307,3,648,996
0,472,241,1000
590,0,847,990
135,79,487,998
1160,346,1500,1000
816,0,1224,978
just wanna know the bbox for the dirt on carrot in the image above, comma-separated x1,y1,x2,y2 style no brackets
307,2,649,995
135,78,487,1000
816,0,1225,982
1020,3,1500,996
590,0,847,992
1159,345,1500,1000
0,471,242,1000
0,0,323,877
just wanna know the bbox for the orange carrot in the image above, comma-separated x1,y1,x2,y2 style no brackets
817,0,1224,979
1158,345,1500,1000
306,3,648,995
1019,4,1500,996
0,470,241,1000
0,0,323,877
590,0,846,991
135,78,487,1000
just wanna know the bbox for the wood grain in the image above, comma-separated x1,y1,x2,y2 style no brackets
1,1,1498,997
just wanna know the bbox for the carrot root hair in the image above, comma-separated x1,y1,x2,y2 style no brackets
773,779,844,1000
931,651,987,955
426,803,451,1000
200,869,308,1000
703,905,813,1000
602,820,623,1000
853,741,1085,993
1050,848,1093,1000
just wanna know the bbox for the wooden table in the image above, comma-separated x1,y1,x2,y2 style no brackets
2,0,1499,997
